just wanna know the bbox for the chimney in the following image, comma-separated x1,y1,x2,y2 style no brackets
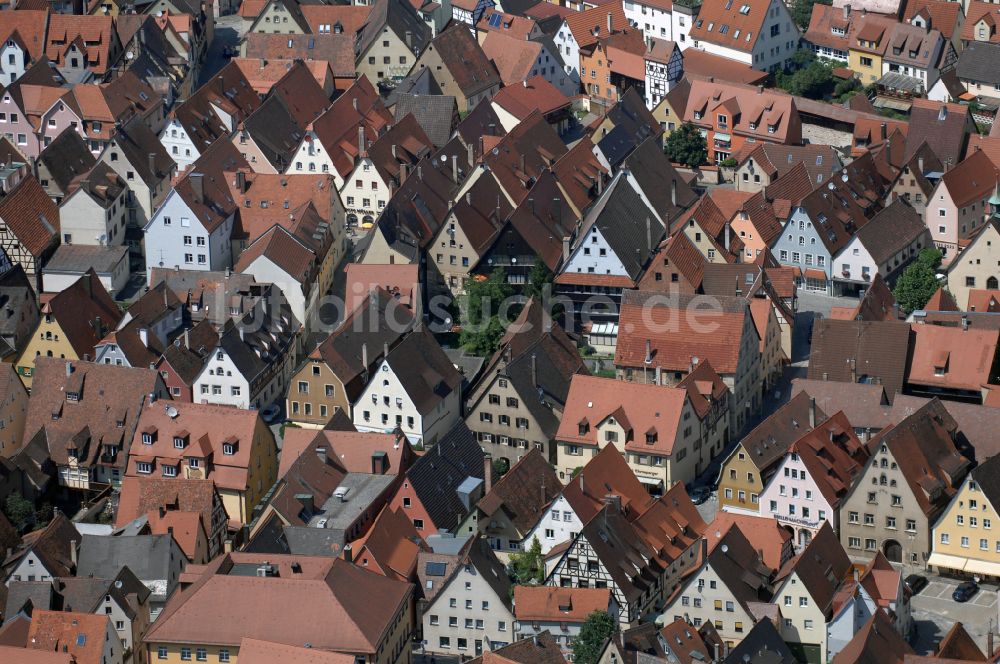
383,342,389,360
579,471,584,494
466,192,472,206
671,178,677,207
531,353,537,388
183,328,189,349
358,126,365,156
607,11,612,33
343,543,353,563
362,343,368,370
655,365,662,385
452,154,458,182
843,3,850,18
962,314,970,331
850,358,857,383
645,216,651,252
66,362,73,377
189,173,204,204
70,540,77,568
400,163,408,182
352,97,358,111
562,236,571,262
484,454,493,494
644,339,652,364
603,493,621,512
724,222,731,251
809,397,816,428
519,153,526,174
391,144,397,160
467,141,474,167
405,30,413,48
918,156,924,174
880,122,887,141
148,152,157,177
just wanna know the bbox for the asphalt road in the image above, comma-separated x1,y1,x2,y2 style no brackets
910,576,1000,655
199,14,244,89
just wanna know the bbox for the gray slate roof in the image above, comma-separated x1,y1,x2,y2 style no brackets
957,40,1000,86
76,534,182,587
43,245,128,274
407,422,488,532
393,94,458,148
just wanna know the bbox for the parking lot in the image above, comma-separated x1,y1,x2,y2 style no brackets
910,576,999,654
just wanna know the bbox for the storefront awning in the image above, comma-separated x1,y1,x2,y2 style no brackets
804,268,828,281
637,475,664,487
962,558,1000,577
926,552,968,572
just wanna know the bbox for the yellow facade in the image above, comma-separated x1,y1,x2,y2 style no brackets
930,476,1000,577
15,317,78,391
241,418,279,523
717,444,764,513
848,47,883,84
651,95,684,139
286,358,350,428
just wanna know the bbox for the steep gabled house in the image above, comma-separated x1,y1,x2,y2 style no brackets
192,286,300,410
37,127,97,204
0,10,48,85
464,448,562,557
555,171,663,323
93,280,185,368
806,319,912,400
0,175,59,292
153,320,219,402
23,359,166,489
688,0,800,71
43,14,121,83
285,288,415,427
659,521,773,644
464,299,588,465
421,537,515,655
159,61,260,170
839,399,971,565
352,327,462,445
355,0,432,86
827,552,910,659
924,148,998,260
0,263,40,362
410,24,501,112
15,270,121,389
3,512,80,585
771,523,853,663
387,421,490,534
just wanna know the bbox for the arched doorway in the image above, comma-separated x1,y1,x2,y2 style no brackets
989,276,999,290
798,528,812,550
884,539,902,563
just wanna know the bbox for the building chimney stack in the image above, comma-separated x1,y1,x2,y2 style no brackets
236,170,246,193
809,397,816,428
671,178,677,207
452,154,458,182
148,153,157,177
189,173,204,204
844,3,850,18
358,126,365,157
607,11,612,33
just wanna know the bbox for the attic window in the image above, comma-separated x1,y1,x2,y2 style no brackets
173,435,188,449
137,461,153,474
645,432,657,444
223,440,237,455
66,391,79,402
142,432,154,445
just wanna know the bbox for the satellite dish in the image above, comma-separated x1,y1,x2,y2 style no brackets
165,405,179,418
721,544,729,553
440,154,447,162
126,51,134,60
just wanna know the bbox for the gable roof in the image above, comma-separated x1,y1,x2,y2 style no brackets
907,323,999,391
25,610,110,664
0,175,58,258
429,24,501,97
393,93,458,148
689,0,779,53
406,421,488,531
735,390,827,473
832,609,913,664
775,522,851,615
564,2,628,49
853,199,929,265
806,319,912,399
904,99,972,167
357,0,431,59
478,449,562,535
559,445,653,524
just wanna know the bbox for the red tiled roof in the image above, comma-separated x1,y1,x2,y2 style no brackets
908,324,999,391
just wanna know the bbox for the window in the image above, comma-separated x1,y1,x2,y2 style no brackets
197,649,207,662
941,533,950,544
181,649,191,661
439,637,451,649
158,647,168,660
962,536,970,548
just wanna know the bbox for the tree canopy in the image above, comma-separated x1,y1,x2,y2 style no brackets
775,50,836,99
508,537,544,585
893,249,944,315
664,122,707,169
460,268,515,355
791,0,831,30
572,611,618,664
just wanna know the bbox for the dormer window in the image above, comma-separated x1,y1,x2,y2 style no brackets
646,432,657,444
142,430,155,444
173,433,188,449
137,461,153,474
162,464,177,477
223,438,237,455
767,124,776,134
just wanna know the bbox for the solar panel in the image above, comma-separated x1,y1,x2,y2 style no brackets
488,13,501,27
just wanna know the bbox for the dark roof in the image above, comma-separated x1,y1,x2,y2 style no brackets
407,421,488,531
393,93,458,148
241,94,305,172
476,449,561,533
576,505,661,604
704,525,772,613
621,137,698,223
467,632,566,664
455,98,506,158
113,115,175,187
575,173,662,282
774,523,850,613
957,40,1000,86
2,513,80,581
76,534,182,587
723,619,795,664
384,68,443,106
904,99,972,168
357,0,431,60
831,609,912,664
37,128,96,196
807,319,912,400
4,581,56,618
215,294,299,384
736,391,827,473
427,24,501,98
159,320,219,385
854,199,929,265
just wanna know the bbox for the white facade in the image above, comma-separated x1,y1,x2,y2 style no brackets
143,189,234,280
659,557,757,645
288,131,339,184
691,0,800,72
521,494,583,556
58,184,130,247
834,236,879,286
422,564,515,656
5,548,60,585
43,261,129,297
159,118,202,171
237,254,308,330
562,226,630,278
624,0,674,41
553,22,582,94
672,5,697,47
645,44,683,109
0,40,28,85
193,348,252,408
99,139,173,229
340,157,390,225
352,359,461,444
759,453,837,552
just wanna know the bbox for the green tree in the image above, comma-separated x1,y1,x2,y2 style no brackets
894,259,942,315
776,52,836,99
791,0,831,30
572,611,618,664
834,77,862,102
664,122,707,169
916,247,943,270
3,494,34,532
509,537,544,584
460,268,515,355
493,457,510,477
524,259,553,302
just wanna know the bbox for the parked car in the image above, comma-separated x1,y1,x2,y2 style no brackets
952,581,979,602
260,404,282,424
688,485,712,505
904,574,927,595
